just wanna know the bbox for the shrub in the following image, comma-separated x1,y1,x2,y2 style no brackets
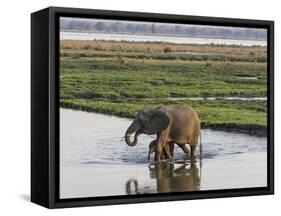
164,47,172,53
249,51,255,56
84,45,92,50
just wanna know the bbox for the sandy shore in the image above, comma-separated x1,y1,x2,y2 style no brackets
60,151,267,199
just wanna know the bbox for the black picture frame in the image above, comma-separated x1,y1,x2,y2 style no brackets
31,6,274,209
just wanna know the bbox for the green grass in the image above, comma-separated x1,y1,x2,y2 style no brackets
60,40,268,134
60,57,267,99
60,98,267,128
60,49,267,62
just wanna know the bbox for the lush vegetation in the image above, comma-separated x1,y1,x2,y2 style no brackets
60,40,267,135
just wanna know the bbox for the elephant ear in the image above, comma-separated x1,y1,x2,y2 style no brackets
147,110,169,135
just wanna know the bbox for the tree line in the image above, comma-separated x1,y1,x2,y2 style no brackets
60,18,267,40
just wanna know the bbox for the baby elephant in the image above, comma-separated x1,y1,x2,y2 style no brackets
148,140,190,161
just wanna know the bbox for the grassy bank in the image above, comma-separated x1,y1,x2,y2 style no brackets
60,40,267,136
60,98,267,136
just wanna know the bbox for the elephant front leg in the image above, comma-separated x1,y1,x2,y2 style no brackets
164,143,173,159
155,134,171,161
154,143,162,161
168,142,175,157
154,138,165,161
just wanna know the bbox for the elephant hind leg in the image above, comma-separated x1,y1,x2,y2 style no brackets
190,135,199,157
190,145,196,157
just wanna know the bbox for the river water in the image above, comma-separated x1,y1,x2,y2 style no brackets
60,31,267,46
60,108,266,166
59,108,267,198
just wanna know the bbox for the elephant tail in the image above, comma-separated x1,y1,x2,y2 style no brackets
199,132,203,170
199,132,203,155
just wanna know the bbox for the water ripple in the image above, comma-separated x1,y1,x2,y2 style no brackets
60,108,267,165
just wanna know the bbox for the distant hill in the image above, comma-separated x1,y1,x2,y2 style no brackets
60,18,267,41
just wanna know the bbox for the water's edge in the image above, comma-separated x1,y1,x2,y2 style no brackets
60,105,267,137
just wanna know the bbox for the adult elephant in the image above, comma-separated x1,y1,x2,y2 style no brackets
124,105,202,161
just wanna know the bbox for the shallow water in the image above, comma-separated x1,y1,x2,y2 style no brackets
60,31,267,46
60,108,266,166
60,108,267,198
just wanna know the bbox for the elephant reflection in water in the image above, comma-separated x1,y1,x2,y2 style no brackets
126,159,201,195
126,179,155,195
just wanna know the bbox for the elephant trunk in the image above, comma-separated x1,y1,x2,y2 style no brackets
125,120,140,147
125,131,139,146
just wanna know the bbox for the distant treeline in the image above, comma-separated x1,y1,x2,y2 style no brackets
60,18,267,41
